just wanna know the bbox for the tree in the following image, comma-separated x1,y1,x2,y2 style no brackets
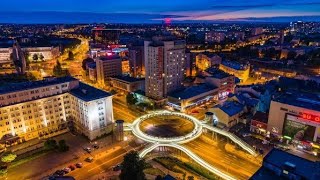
126,93,137,105
120,151,146,180
58,140,69,152
53,60,69,77
44,139,57,150
0,168,7,177
68,51,74,60
82,57,94,70
32,54,39,61
39,53,45,61
1,153,17,163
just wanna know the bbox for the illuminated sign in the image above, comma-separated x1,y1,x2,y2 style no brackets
300,113,320,123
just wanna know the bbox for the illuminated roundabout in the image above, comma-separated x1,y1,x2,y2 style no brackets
124,110,257,180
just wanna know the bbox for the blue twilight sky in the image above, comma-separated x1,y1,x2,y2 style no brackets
1,0,320,23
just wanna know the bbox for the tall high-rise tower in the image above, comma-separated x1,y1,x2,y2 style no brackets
144,36,186,102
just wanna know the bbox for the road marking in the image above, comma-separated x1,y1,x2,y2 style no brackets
87,151,127,172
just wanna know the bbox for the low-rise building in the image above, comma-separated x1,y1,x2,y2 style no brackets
251,149,320,180
110,76,145,93
195,54,221,71
250,111,268,135
23,46,60,61
204,68,235,100
0,47,13,65
219,60,250,83
209,101,245,128
0,77,113,144
168,84,218,112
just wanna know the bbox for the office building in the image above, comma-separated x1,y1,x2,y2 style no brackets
267,90,320,143
128,46,145,77
96,55,122,86
0,77,113,144
144,37,186,102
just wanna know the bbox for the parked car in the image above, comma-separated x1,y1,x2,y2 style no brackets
84,147,92,153
85,157,94,162
112,164,123,171
75,162,83,168
63,167,71,173
92,144,99,149
54,170,65,176
68,164,76,171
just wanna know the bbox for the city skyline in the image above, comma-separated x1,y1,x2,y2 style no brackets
1,0,320,23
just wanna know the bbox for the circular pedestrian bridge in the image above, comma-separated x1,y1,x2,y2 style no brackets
130,110,203,144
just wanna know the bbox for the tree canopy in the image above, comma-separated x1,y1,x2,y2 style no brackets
53,60,70,77
82,57,94,70
1,153,17,163
120,151,146,180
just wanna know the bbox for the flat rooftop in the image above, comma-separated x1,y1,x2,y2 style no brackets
168,84,217,100
251,149,319,180
0,76,77,94
206,67,232,79
98,55,121,61
273,90,320,112
70,82,111,101
221,60,249,70
111,76,144,83
218,101,245,116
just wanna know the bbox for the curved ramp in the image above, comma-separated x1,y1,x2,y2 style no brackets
139,143,237,180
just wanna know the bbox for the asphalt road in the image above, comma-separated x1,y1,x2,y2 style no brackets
184,135,260,180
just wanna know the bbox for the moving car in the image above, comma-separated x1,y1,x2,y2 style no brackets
68,164,76,171
75,162,83,168
63,167,71,173
85,157,94,162
84,147,92,153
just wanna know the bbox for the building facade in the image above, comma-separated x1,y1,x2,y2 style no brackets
110,76,145,93
0,77,113,144
96,55,122,86
128,46,145,78
219,60,250,83
24,46,60,61
0,48,13,66
205,31,226,43
144,37,186,101
267,91,320,143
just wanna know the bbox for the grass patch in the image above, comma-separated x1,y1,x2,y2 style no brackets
154,157,184,174
154,157,218,180
144,168,165,176
9,149,50,169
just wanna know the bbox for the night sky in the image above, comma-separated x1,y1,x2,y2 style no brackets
1,0,320,23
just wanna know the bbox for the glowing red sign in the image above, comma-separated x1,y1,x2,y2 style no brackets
301,113,320,123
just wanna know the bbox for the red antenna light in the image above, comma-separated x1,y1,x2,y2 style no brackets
164,18,171,26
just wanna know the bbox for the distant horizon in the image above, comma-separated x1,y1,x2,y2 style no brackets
0,11,320,24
